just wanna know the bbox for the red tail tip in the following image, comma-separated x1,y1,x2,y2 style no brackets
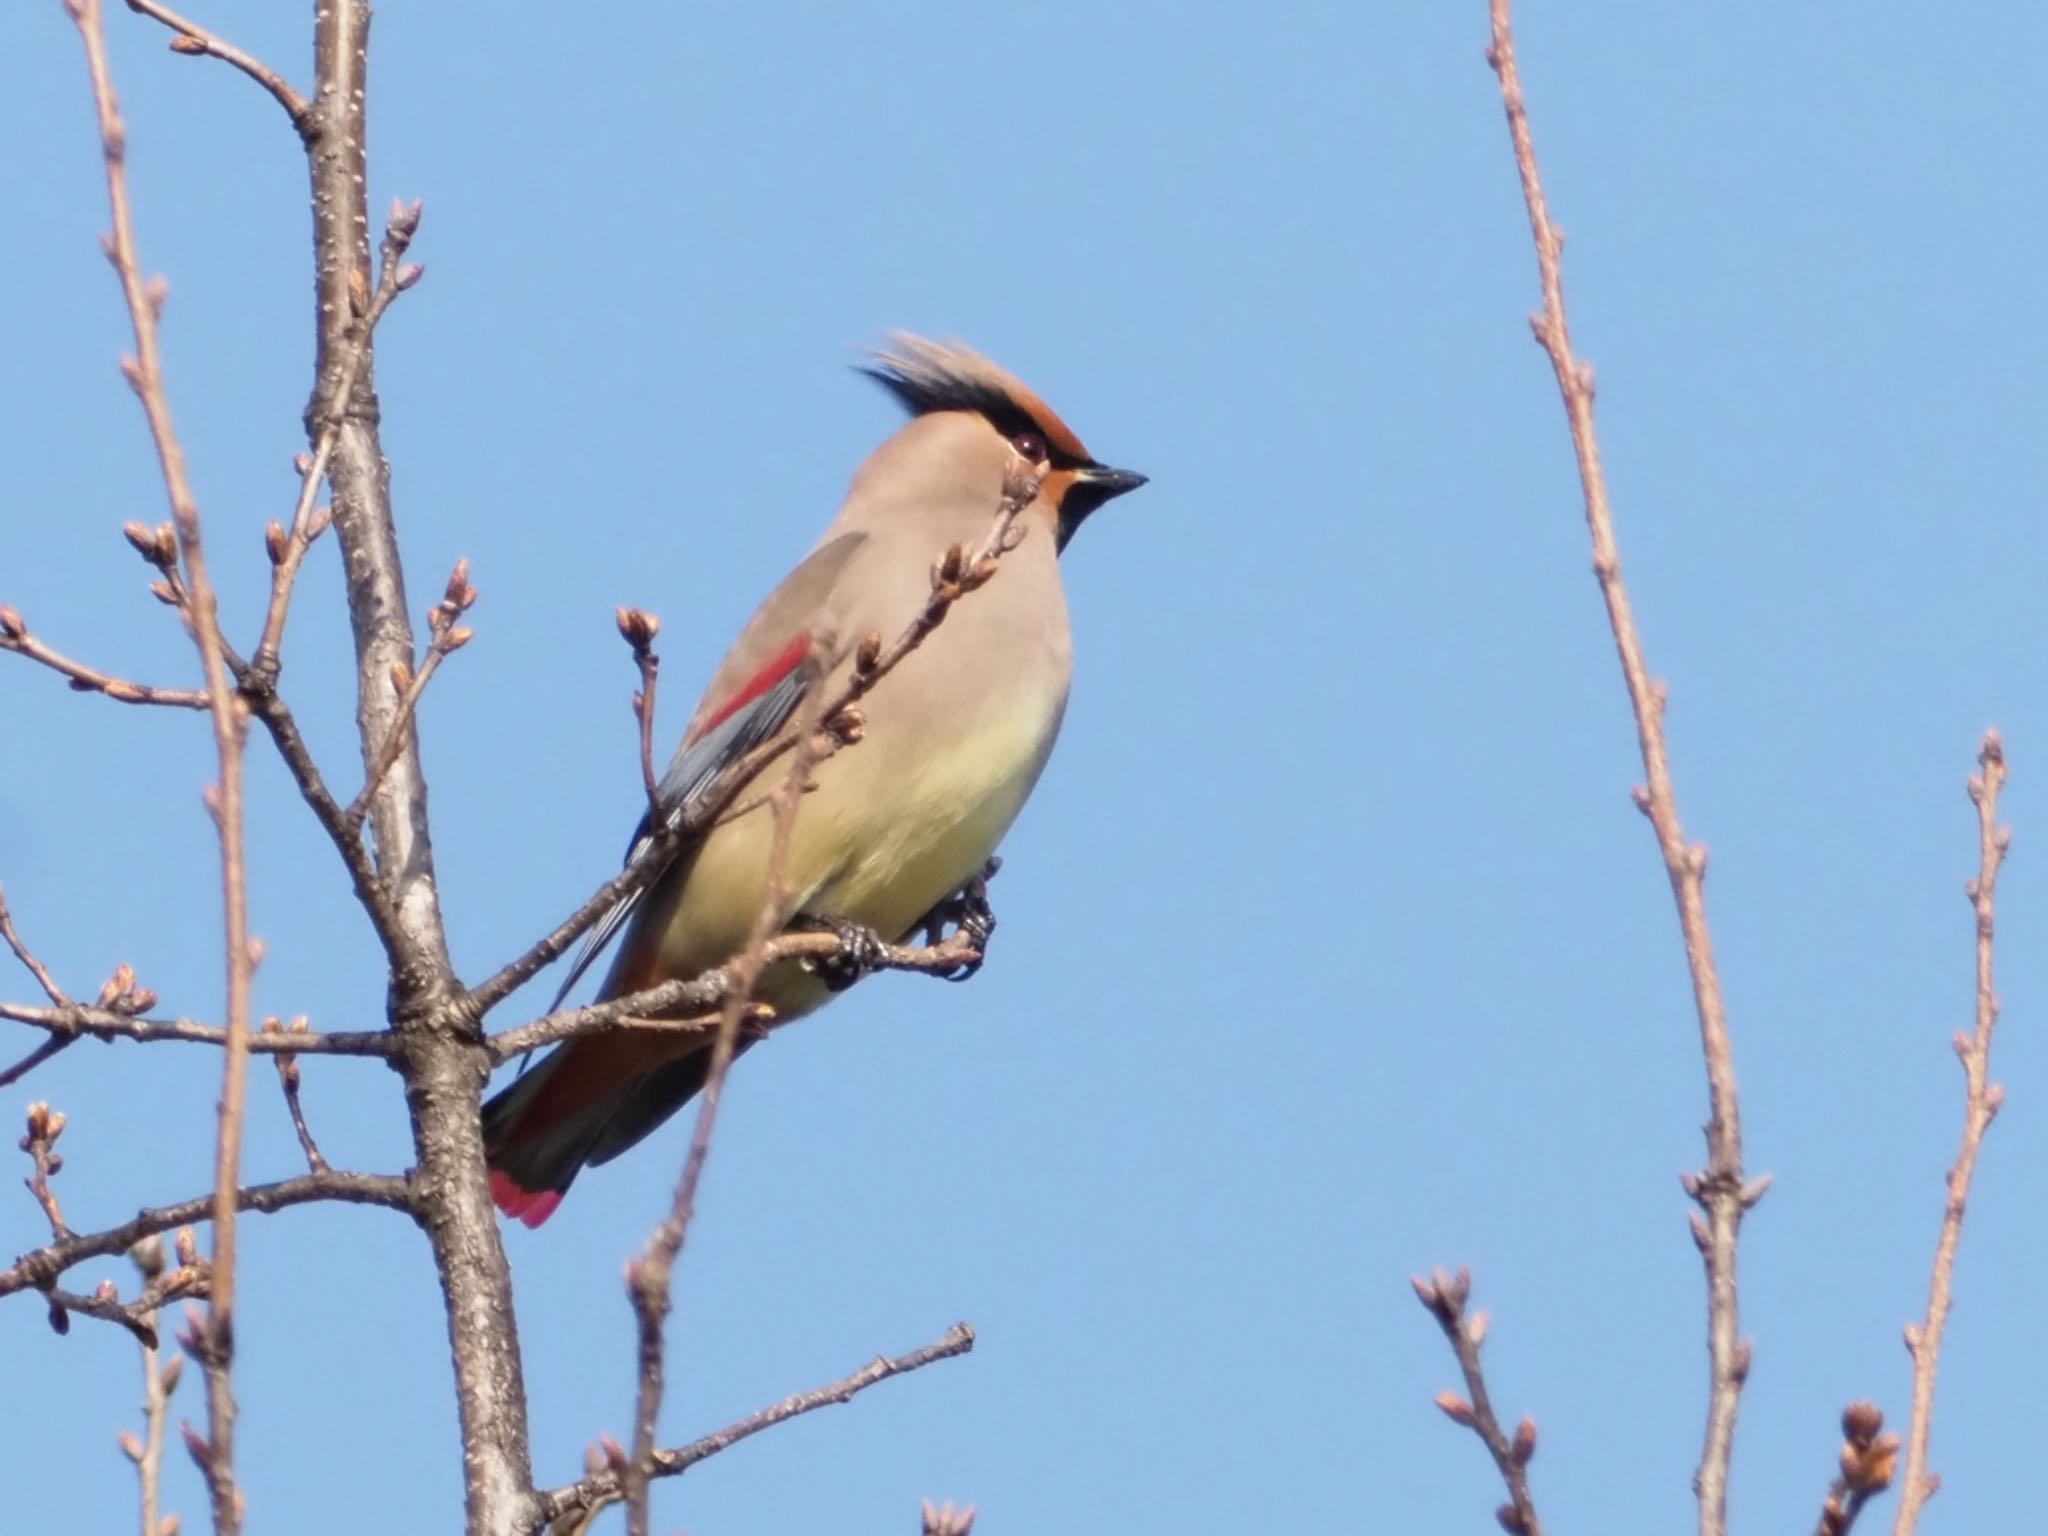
489,1169,563,1228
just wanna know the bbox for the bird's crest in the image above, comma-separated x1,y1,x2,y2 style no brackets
860,333,1091,466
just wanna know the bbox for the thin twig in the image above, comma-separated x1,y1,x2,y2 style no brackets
530,1322,976,1533
0,1036,76,1089
20,1100,72,1239
45,1248,208,1350
2,1000,394,1055
0,1169,413,1298
1817,1401,1901,1536
0,612,207,708
124,1236,187,1536
618,608,663,818
121,0,309,126
237,686,411,962
344,558,474,829
468,457,1045,1019
484,925,986,1063
68,7,255,1520
1892,732,2010,1535
263,1017,329,1173
622,678,829,1536
0,887,71,1006
250,203,420,684
1414,1268,1546,1536
1485,8,1753,1532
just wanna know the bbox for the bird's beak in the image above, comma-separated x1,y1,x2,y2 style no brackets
1054,462,1147,552
1072,463,1149,501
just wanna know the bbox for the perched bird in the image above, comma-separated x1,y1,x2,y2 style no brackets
483,336,1147,1225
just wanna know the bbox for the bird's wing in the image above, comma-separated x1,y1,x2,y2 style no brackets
543,531,869,1013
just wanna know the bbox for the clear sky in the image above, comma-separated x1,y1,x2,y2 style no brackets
4,2,2045,1531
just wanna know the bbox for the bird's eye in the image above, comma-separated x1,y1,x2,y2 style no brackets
1011,430,1047,463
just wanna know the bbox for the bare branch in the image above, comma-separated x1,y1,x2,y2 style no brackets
0,610,207,707
123,1237,188,1536
45,1246,208,1350
1817,1400,1900,1536
484,925,987,1063
1892,732,2011,1535
623,678,830,1536
0,1036,76,1089
262,1017,329,1173
0,888,70,1006
121,0,309,125
1484,7,1752,1531
67,2,258,1513
237,686,410,961
251,202,420,684
0,1169,413,1298
345,557,475,829
530,1323,976,1533
301,6,532,1524
20,1100,72,1239
616,607,663,818
1414,1268,1546,1536
2,999,394,1056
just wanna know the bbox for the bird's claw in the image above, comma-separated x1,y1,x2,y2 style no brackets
792,914,888,992
918,857,1000,982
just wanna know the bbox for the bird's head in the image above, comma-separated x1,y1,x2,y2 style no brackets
860,334,1147,550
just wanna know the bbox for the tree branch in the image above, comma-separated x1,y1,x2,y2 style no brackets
484,925,986,1064
530,1323,977,1534
1,1169,413,1298
621,678,828,1536
122,1237,188,1536
67,2,258,1522
1891,732,2010,1534
1415,1268,1546,1536
300,8,535,1529
0,887,71,1006
2,1000,394,1056
122,0,309,127
0,609,207,708
1485,7,1755,1532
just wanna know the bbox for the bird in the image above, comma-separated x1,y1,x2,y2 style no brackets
482,335,1147,1225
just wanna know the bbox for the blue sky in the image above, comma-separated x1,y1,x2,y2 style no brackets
4,2,2045,1531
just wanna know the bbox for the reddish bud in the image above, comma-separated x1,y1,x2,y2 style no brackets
1842,1400,1883,1447
1434,1390,1475,1427
265,521,288,565
1511,1416,1537,1464
0,605,23,639
167,35,206,55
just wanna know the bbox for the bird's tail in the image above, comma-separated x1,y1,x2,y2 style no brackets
483,1038,747,1227
481,1046,621,1228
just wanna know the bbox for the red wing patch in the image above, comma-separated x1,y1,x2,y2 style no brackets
692,631,812,743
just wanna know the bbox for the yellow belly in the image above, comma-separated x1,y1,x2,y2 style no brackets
642,685,1064,1022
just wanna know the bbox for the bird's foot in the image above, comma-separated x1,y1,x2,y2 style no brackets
917,856,1001,982
791,913,889,992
